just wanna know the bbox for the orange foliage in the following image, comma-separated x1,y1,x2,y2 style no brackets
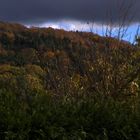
46,51,55,58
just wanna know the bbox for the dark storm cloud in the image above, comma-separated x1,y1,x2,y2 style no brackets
0,0,139,24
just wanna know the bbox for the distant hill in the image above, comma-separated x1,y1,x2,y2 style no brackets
0,21,132,64
0,21,138,98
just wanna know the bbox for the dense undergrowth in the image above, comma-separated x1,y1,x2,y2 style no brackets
0,89,140,140
0,22,140,139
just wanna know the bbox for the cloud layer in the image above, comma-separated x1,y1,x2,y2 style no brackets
0,0,139,24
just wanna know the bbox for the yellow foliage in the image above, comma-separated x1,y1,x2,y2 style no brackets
129,81,139,96
0,73,18,89
0,65,14,73
71,74,81,88
0,64,24,75
132,50,140,59
92,35,100,42
25,64,45,77
25,74,43,91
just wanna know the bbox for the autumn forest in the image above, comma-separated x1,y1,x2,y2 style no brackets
0,21,140,139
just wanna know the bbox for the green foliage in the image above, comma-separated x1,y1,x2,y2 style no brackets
0,89,140,139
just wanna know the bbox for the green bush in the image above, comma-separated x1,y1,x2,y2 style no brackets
0,89,140,140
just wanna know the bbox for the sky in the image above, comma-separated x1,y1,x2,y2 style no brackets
0,0,140,41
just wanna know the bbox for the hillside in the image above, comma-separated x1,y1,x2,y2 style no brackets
0,21,137,96
0,22,140,139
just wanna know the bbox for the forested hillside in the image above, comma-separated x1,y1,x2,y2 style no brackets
0,21,137,96
0,22,140,139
